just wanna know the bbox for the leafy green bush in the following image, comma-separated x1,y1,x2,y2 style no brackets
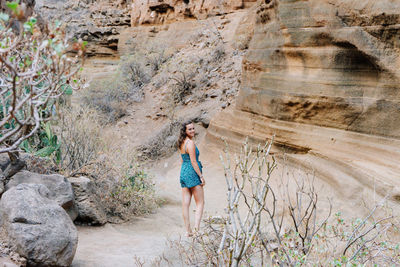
20,122,61,161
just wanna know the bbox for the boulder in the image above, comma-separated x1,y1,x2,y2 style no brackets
68,176,107,225
5,171,78,221
0,184,78,267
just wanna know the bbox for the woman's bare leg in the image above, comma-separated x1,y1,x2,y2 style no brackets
181,187,192,235
192,185,205,231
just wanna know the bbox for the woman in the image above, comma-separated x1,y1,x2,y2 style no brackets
178,121,205,237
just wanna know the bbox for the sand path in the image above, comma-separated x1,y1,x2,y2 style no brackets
72,141,228,267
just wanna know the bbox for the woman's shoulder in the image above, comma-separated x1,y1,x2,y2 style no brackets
186,139,196,149
186,138,194,144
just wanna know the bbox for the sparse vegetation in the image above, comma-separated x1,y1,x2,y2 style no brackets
81,45,170,124
157,138,400,266
170,71,196,104
211,44,225,62
81,78,129,124
57,105,102,174
78,147,159,220
136,120,182,161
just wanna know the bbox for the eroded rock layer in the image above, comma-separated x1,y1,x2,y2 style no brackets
36,0,131,56
239,0,400,137
130,0,257,25
207,0,400,205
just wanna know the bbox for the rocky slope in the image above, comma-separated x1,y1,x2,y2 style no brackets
207,0,400,209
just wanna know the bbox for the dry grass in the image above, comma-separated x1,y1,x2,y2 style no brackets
81,78,129,124
57,105,102,174
136,120,182,161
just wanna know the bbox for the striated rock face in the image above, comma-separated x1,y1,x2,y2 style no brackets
238,0,400,137
34,0,257,55
130,0,256,25
35,0,131,56
207,0,400,207
0,184,78,267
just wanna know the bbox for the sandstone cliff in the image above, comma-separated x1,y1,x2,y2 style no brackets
36,0,131,56
130,0,256,26
207,0,400,207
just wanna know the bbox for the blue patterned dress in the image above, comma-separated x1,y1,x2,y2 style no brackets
180,144,203,188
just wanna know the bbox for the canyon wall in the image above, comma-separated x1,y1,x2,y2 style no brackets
35,0,131,56
32,0,400,208
130,0,256,25
239,0,400,137
207,0,400,206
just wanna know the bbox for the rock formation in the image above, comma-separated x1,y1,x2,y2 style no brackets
130,0,256,25
69,176,107,225
35,0,131,56
6,171,78,221
0,184,78,267
207,0,400,207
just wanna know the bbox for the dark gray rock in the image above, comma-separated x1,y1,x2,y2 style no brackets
68,176,107,225
0,169,5,196
0,153,10,171
5,171,78,221
0,184,78,267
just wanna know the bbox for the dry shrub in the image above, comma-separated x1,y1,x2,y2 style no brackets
81,49,159,124
136,113,209,161
159,138,400,266
79,149,158,221
81,78,129,124
22,154,58,174
170,71,197,104
57,105,102,174
211,44,225,62
147,47,169,73
56,105,158,220
119,53,151,102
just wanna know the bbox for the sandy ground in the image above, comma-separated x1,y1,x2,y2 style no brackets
71,136,356,267
72,134,229,266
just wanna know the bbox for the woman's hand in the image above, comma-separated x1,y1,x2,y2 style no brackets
200,175,206,186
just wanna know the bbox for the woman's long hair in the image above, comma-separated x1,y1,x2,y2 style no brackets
177,121,192,149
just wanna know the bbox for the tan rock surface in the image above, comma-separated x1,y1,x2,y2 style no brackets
207,0,400,208
36,0,131,56
130,0,257,26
